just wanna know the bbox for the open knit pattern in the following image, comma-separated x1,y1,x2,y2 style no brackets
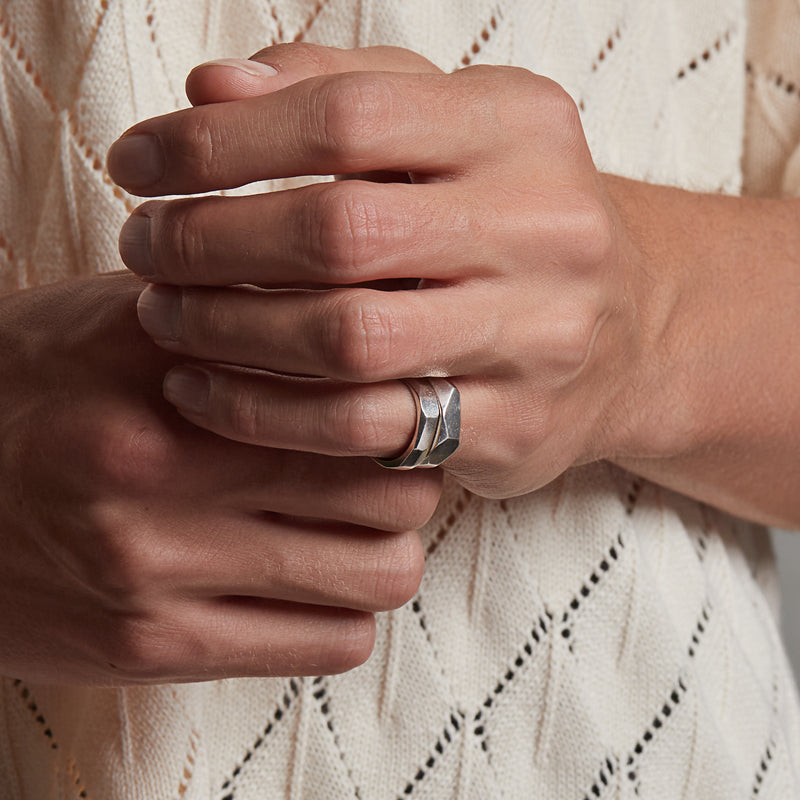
1,0,800,798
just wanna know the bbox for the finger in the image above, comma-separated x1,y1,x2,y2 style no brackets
82,397,442,532
172,513,424,612
119,180,497,286
179,437,443,533
186,43,441,105
161,365,534,500
160,367,519,487
110,598,376,682
162,366,482,469
164,370,418,457
136,281,507,381
197,599,375,678
107,67,519,196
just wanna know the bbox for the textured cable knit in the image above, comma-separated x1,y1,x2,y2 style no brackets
1,0,800,798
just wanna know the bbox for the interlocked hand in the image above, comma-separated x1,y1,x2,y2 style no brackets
111,43,643,499
0,273,436,684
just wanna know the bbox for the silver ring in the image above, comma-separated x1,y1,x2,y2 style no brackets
424,378,461,466
373,379,440,469
374,378,460,470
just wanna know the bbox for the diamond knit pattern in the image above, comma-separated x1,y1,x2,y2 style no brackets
1,1,800,798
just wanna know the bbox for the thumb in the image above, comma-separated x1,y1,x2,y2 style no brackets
186,42,442,106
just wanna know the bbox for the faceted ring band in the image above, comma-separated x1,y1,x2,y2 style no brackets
373,378,461,470
423,378,461,467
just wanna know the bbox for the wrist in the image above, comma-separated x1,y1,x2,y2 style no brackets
595,177,800,525
595,174,704,464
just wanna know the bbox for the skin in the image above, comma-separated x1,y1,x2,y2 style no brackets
0,273,439,684
3,40,797,687
106,43,800,528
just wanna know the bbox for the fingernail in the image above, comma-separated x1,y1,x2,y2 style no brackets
137,284,181,342
119,214,152,277
200,58,279,77
107,133,165,190
164,367,209,415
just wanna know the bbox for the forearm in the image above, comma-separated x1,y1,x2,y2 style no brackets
604,175,800,527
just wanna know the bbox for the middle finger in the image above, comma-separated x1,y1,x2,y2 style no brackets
136,281,508,382
119,180,498,287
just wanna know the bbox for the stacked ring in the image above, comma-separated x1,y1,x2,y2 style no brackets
374,378,461,470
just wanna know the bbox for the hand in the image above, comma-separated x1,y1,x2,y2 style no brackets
0,273,438,684
109,44,644,500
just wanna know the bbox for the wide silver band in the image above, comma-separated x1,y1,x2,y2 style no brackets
424,378,461,466
374,378,461,470
373,379,440,469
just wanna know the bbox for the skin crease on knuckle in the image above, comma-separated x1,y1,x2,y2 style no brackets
367,530,425,610
312,182,386,281
315,73,397,170
280,528,422,611
83,409,177,495
374,470,442,532
330,389,387,455
164,112,216,184
321,290,396,382
315,613,376,674
180,286,234,355
473,66,585,158
228,382,269,443
102,609,197,683
159,197,210,283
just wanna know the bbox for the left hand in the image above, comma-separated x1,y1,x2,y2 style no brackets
108,43,644,499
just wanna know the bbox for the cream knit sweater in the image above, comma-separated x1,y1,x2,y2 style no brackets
1,0,800,798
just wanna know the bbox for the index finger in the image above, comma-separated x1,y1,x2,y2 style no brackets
106,67,519,196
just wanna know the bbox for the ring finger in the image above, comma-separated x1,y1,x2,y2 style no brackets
161,365,497,473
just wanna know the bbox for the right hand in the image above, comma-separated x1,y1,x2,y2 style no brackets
0,273,440,685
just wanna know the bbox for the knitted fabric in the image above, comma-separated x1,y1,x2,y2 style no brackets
1,1,799,798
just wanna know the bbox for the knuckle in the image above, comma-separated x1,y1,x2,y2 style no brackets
85,413,175,493
469,66,544,130
331,391,385,453
228,386,266,442
380,471,443,531
312,183,384,279
183,288,229,352
322,291,393,381
465,393,547,494
156,199,208,281
539,77,580,121
569,197,615,271
316,74,391,165
82,506,173,604
103,612,174,681
468,64,534,91
168,112,216,181
371,531,425,609
318,612,376,673
540,82,584,147
555,308,600,372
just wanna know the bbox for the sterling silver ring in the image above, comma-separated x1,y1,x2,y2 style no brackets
424,378,461,466
374,378,461,470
